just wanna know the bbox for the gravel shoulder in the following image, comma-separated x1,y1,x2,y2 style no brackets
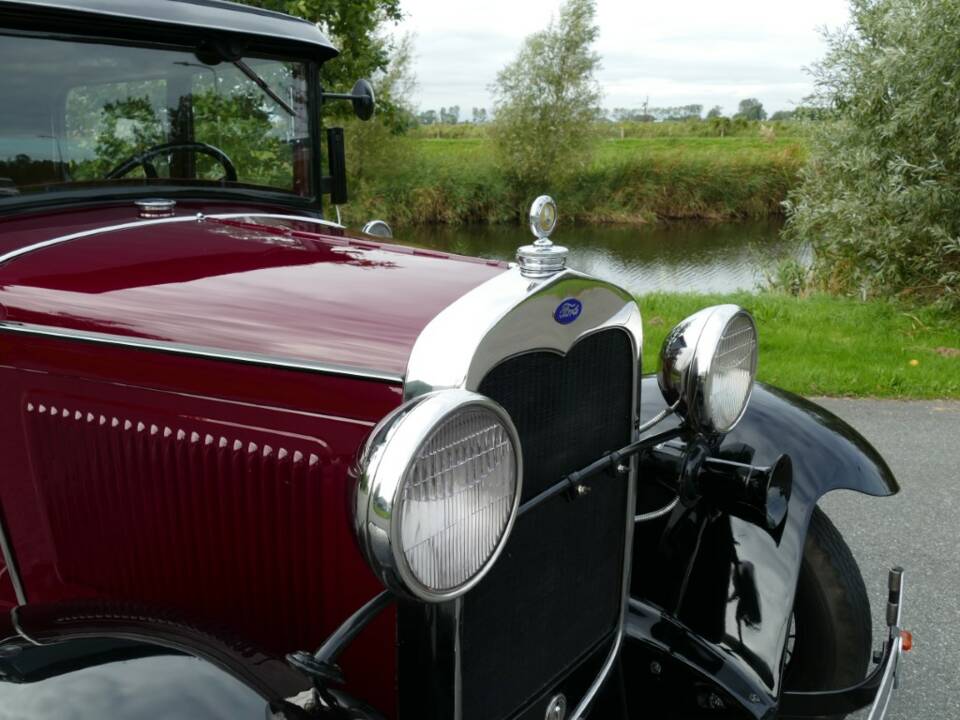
812,398,960,720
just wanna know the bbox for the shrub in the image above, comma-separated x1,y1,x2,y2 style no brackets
784,0,960,309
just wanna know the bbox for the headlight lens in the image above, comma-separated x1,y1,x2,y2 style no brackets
399,407,518,592
703,311,758,432
658,304,758,434
354,390,522,602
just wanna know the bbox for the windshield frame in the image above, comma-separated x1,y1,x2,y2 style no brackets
0,26,327,217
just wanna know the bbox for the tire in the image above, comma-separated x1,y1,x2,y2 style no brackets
783,506,872,719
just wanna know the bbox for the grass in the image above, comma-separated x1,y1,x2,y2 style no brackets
639,292,960,399
344,130,805,227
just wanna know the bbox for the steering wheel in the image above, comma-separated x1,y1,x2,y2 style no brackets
105,142,238,182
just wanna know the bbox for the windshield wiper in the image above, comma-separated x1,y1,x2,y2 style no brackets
232,59,295,116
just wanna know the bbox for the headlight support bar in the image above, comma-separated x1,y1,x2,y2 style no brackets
287,589,395,706
518,427,684,518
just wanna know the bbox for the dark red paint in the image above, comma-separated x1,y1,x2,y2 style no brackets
0,201,505,717
0,204,504,377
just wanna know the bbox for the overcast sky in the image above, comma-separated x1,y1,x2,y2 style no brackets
391,0,850,117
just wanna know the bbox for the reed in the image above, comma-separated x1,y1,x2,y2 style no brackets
341,134,806,227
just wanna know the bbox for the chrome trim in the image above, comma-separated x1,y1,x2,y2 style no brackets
0,510,26,606
0,212,345,266
635,496,679,523
10,606,41,646
0,322,402,384
361,220,393,239
403,264,642,720
868,635,902,720
868,568,907,720
214,212,345,230
134,198,176,218
529,195,558,239
658,304,758,434
0,215,191,265
518,195,567,278
354,390,523,602
545,693,568,720
406,267,643,399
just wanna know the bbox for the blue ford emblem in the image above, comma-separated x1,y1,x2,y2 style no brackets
554,298,582,325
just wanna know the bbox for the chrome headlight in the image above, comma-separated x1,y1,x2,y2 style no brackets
658,304,758,434
353,390,522,602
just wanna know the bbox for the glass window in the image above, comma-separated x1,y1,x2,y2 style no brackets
0,34,312,198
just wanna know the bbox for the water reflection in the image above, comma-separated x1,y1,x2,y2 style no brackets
396,219,808,294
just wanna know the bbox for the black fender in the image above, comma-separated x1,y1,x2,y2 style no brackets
0,600,384,719
624,378,898,718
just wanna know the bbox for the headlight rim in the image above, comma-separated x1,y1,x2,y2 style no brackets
354,389,523,603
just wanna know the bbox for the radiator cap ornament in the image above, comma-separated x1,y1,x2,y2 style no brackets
518,195,568,278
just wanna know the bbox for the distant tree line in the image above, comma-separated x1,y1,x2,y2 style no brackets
604,99,814,123
413,98,822,127
417,106,490,125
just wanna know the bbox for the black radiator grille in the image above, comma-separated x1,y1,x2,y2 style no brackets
460,329,634,720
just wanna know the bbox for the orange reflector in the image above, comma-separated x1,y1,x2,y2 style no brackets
901,630,913,652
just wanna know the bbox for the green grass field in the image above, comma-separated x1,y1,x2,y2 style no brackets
344,132,805,226
639,293,960,399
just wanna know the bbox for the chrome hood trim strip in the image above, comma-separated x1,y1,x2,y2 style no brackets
0,322,402,384
0,213,345,266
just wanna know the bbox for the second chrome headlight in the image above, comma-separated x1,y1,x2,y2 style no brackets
353,390,522,602
658,304,758,434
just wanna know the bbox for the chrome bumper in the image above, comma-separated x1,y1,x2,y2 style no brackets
868,567,907,720
779,567,909,719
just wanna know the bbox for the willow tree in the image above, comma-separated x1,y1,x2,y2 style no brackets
235,0,401,89
490,0,602,195
235,0,415,129
784,0,960,308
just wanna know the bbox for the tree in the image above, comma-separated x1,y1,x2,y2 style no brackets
706,105,724,119
440,105,460,124
235,1,404,118
490,0,601,192
649,104,702,121
735,98,766,121
769,110,795,122
471,107,488,124
341,32,417,189
418,110,437,125
784,0,960,307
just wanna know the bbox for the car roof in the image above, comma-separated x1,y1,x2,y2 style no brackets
0,0,339,58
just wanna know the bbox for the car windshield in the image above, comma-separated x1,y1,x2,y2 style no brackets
0,33,312,199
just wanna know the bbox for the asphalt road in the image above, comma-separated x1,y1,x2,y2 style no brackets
812,398,960,720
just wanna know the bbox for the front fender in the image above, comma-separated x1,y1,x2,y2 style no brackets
625,378,898,718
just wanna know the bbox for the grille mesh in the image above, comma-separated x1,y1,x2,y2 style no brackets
461,329,634,720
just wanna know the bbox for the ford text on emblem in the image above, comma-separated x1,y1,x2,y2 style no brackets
553,298,582,325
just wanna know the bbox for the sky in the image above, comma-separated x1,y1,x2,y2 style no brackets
390,0,851,117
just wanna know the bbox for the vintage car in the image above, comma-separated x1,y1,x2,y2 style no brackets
0,1,908,718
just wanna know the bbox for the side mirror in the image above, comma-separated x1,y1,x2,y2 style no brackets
349,79,376,121
321,79,376,121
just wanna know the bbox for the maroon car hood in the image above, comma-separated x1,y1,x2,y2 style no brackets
0,214,505,377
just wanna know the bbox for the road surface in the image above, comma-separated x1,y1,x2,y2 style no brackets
814,398,960,720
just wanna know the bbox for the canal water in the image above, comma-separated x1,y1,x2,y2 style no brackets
397,219,806,294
